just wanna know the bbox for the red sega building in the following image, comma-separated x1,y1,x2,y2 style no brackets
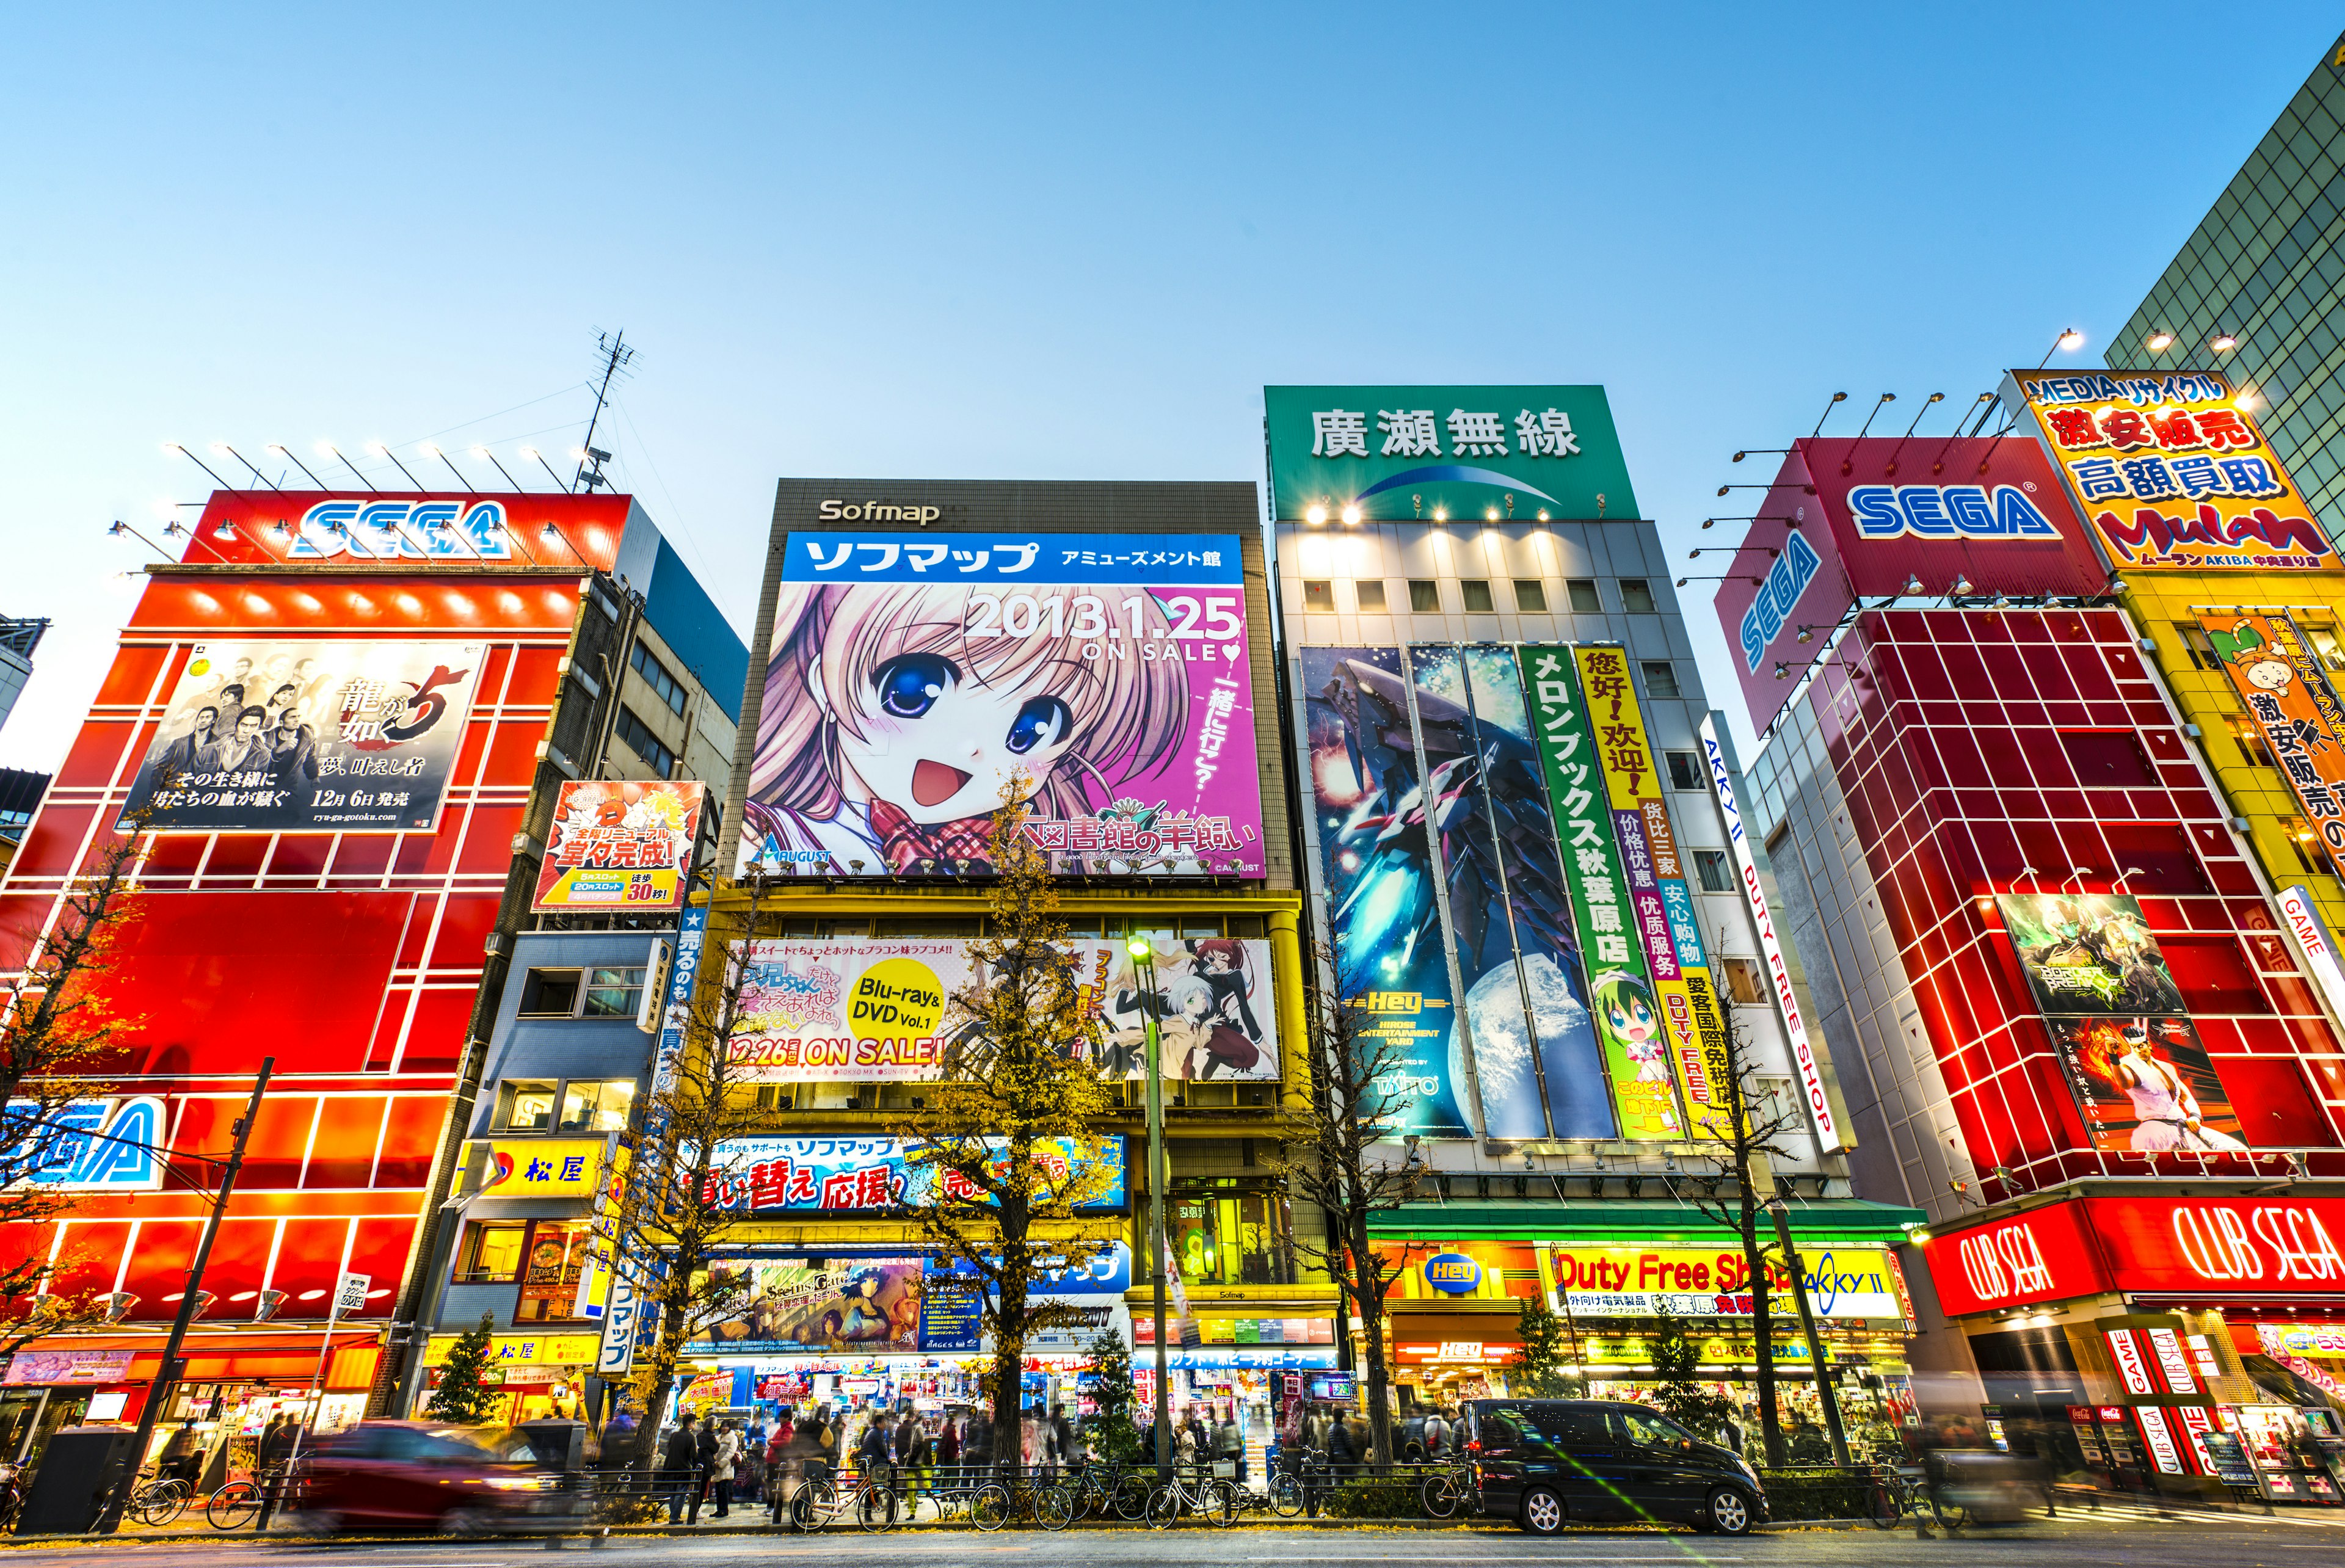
0,490,689,1456
1723,435,2345,1499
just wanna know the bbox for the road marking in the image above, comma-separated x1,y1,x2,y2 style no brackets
1246,1558,1747,1563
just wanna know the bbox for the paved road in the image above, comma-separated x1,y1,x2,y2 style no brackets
15,1507,2345,1568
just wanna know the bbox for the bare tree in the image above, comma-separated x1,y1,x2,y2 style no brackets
1682,991,1808,1468
601,878,783,1478
1265,917,1422,1473
0,811,151,1341
899,792,1119,1469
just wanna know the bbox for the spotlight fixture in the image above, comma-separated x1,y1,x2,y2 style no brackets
2057,328,2085,352
1902,573,1924,595
1773,662,1789,679
2147,331,2175,352
2211,332,2238,351
1340,504,1361,526
1952,575,1974,596
1305,504,1326,526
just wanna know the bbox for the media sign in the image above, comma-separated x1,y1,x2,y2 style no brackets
1263,385,1640,523
181,491,634,573
1924,1194,2345,1315
740,532,1263,879
1712,437,2106,733
532,780,704,912
119,640,483,833
2013,369,2338,572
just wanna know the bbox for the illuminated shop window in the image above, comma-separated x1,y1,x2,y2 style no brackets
514,1221,592,1323
454,1221,527,1284
495,1080,557,1131
1165,1180,1293,1286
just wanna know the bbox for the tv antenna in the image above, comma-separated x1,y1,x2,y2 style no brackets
572,330,636,493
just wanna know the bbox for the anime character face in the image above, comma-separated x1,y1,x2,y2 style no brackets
1596,978,1659,1047
2242,656,2292,693
816,648,1078,824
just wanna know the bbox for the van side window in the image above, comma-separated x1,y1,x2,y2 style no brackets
1480,1411,1521,1453
1613,1407,1696,1450
1507,1409,1560,1456
1538,1404,1611,1447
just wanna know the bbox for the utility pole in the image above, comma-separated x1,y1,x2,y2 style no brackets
1127,940,1171,1486
571,330,634,494
95,1059,274,1533
1768,1197,1850,1466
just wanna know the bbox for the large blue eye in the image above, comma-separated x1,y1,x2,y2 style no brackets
875,655,956,719
1006,697,1071,755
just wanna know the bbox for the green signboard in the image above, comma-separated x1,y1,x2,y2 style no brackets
1263,385,1639,524
1515,645,1679,1141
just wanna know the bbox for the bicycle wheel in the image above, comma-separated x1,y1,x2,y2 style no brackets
1145,1483,1182,1529
1270,1473,1304,1518
788,1487,823,1534
1205,1479,1240,1527
857,1484,896,1532
971,1482,1013,1531
1866,1475,1902,1529
206,1479,262,1531
1929,1488,1967,1531
1034,1482,1075,1532
1108,1473,1149,1520
1419,1469,1459,1519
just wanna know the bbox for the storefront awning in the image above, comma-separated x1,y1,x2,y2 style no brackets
1365,1197,1926,1244
3,1330,382,1390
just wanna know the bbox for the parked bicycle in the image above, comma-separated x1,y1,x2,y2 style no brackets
1866,1462,1963,1530
1270,1450,1329,1517
1061,1457,1151,1522
1419,1459,1478,1520
787,1465,896,1533
128,1470,193,1527
972,1467,1074,1531
1146,1462,1238,1528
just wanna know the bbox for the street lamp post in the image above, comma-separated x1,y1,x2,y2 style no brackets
1768,1197,1850,1467
1127,938,1171,1485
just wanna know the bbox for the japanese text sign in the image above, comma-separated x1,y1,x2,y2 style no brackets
699,1134,1129,1214
741,531,1262,879
2202,613,2345,874
1264,385,1639,523
2014,370,2337,572
118,639,483,834
479,1138,605,1198
533,780,704,912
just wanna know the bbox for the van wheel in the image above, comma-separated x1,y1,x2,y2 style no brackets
1704,1487,1752,1537
1519,1487,1565,1534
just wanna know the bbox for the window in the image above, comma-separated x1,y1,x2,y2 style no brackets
628,641,688,717
2059,730,2155,786
1619,579,1656,614
1640,661,1682,699
1301,580,1334,611
1461,580,1494,613
1613,1406,1696,1450
1566,579,1601,613
1513,579,1547,612
517,969,583,1017
1694,849,1732,893
1165,1180,1292,1285
1354,579,1387,611
583,967,647,1018
2303,623,2345,673
614,706,676,776
2176,620,2219,669
1408,580,1440,612
559,1079,636,1133
454,1221,526,1283
1665,750,1702,790
514,1221,592,1323
494,1079,557,1131
1722,957,1768,1005
2288,820,2333,877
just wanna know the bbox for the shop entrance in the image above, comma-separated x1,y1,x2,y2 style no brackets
0,1390,90,1470
1966,1327,2089,1470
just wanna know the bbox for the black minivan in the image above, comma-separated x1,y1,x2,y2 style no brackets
1463,1399,1767,1535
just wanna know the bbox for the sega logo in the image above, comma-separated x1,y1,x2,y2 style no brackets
1423,1252,1482,1294
285,499,517,561
1847,484,2060,540
1738,529,1822,672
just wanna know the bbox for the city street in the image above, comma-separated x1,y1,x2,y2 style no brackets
12,1508,2345,1568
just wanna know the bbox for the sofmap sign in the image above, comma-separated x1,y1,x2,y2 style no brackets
6,1096,166,1190
2013,369,2338,571
1697,719,1842,1150
1263,385,1640,523
1926,1194,2345,1315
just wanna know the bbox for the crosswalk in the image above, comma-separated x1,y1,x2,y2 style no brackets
2043,1495,2345,1529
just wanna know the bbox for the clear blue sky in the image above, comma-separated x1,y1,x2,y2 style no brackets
4,4,2337,770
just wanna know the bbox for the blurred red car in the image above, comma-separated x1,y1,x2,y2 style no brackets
291,1421,585,1533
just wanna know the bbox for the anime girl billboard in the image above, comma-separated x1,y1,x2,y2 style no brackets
738,532,1264,878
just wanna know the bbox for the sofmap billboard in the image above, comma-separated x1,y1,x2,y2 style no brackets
1714,438,2106,734
119,640,483,833
1264,386,1640,523
739,534,1262,879
532,780,704,912
724,938,1278,1084
2013,369,2338,572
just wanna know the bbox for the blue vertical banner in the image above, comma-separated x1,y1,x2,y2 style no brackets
1298,647,1470,1136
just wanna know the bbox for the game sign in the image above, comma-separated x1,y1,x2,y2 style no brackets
738,532,1262,878
532,780,705,912
120,640,483,833
724,937,1278,1084
2013,369,2338,571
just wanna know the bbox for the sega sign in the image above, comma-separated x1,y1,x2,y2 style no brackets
1846,484,2062,540
1423,1252,1483,1294
6,1097,166,1191
1737,530,1823,672
285,499,518,561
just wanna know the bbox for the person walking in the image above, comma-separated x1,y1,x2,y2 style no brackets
1327,1410,1356,1481
707,1422,740,1520
1215,1409,1244,1484
901,1414,934,1517
1422,1406,1450,1459
663,1413,700,1525
763,1415,796,1522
